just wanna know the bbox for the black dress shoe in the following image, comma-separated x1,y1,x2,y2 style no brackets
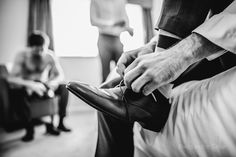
46,123,60,136
22,123,35,142
22,131,34,142
66,81,171,132
58,124,71,132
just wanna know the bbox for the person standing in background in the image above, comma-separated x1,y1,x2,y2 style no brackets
90,0,134,82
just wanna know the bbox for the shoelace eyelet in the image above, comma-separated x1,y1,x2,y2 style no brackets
116,80,157,102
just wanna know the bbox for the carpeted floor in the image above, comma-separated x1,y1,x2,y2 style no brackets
0,100,98,157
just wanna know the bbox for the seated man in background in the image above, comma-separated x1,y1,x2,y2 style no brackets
7,31,71,142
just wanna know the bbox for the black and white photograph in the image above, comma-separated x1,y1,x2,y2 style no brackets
0,0,236,157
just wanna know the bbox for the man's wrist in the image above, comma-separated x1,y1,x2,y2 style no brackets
147,33,181,51
190,33,222,60
171,33,222,65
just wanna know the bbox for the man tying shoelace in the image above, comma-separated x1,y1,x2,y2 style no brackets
67,0,236,156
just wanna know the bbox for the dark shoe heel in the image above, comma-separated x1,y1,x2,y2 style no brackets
58,124,71,132
46,124,60,136
22,129,34,142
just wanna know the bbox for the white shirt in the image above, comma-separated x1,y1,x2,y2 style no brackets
134,1,236,157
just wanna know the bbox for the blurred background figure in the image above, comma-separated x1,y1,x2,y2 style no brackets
90,0,134,82
7,31,71,142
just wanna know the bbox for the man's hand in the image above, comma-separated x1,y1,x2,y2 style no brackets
116,43,156,77
123,49,190,95
45,81,59,91
122,33,222,96
28,82,47,97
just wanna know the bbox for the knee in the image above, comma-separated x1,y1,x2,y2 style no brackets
57,84,69,96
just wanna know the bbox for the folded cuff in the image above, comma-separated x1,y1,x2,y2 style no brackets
193,12,236,54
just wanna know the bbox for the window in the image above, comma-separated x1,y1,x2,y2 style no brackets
52,0,144,57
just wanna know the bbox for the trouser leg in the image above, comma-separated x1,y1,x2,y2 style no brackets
95,34,133,157
54,84,69,124
98,33,123,82
99,51,112,83
112,37,123,63
55,84,69,119
95,111,134,157
98,34,113,82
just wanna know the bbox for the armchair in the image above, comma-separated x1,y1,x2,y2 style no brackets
0,64,58,131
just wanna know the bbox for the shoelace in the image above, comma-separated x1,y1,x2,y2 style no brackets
115,80,128,103
115,80,157,102
115,79,157,121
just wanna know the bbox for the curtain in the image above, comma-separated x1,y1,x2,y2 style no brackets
28,0,54,50
127,0,154,43
142,8,154,43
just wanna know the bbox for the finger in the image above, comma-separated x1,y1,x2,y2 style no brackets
36,83,47,91
117,49,139,75
130,74,150,93
142,82,159,96
124,65,143,88
124,58,139,75
116,64,125,77
36,90,44,97
116,53,130,76
138,48,153,56
41,85,47,92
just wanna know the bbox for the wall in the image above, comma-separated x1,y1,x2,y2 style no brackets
59,57,102,111
0,0,163,110
152,0,163,27
0,0,102,111
0,0,28,64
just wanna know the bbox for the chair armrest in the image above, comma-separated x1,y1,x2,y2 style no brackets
0,77,10,126
29,97,58,118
